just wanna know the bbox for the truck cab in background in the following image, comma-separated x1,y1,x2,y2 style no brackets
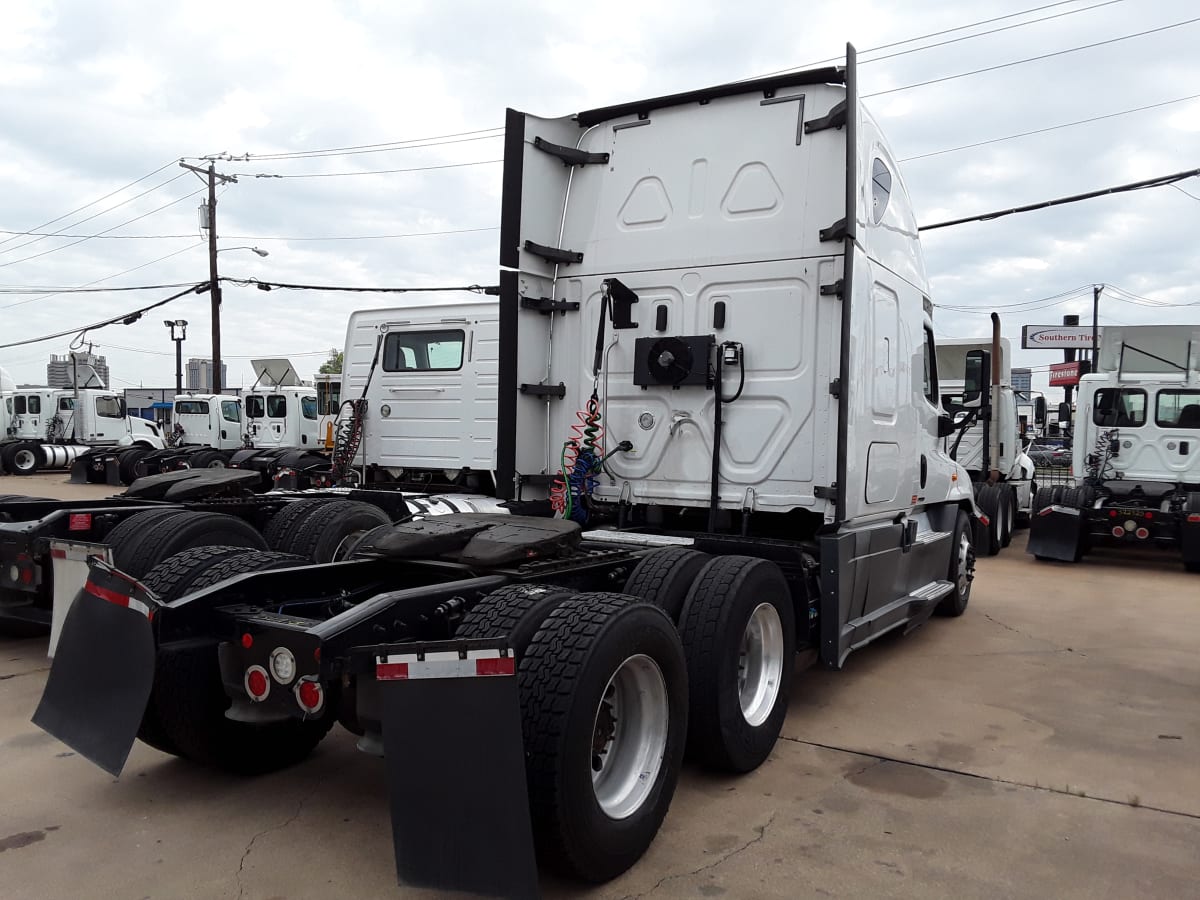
937,322,1038,555
1029,324,1200,569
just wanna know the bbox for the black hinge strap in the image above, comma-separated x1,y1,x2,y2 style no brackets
524,240,583,265
820,279,844,298
828,378,841,398
814,484,839,501
533,136,610,166
519,382,566,400
804,99,848,134
520,296,580,314
819,218,846,243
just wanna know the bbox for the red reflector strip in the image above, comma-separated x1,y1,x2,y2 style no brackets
84,579,151,618
376,662,410,681
68,513,92,531
978,514,990,526
1188,514,1200,524
51,548,66,559
377,649,515,681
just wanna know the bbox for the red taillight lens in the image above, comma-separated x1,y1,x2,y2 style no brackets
1109,510,1118,518
1112,526,1125,538
1135,527,1150,540
1188,514,1200,524
19,566,33,585
245,666,269,700
241,633,254,649
296,680,324,713
1144,512,1153,521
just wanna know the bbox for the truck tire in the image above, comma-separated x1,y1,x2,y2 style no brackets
677,556,796,773
279,500,391,562
621,547,710,622
146,550,332,774
998,487,1015,548
520,594,687,882
112,510,267,578
1032,485,1057,516
263,497,337,550
0,443,18,471
102,508,191,568
9,443,41,476
975,484,1001,556
454,583,576,659
1186,493,1200,573
188,449,227,469
117,447,151,485
137,545,272,755
937,509,975,617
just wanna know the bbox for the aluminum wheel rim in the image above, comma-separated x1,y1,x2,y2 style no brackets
738,603,785,727
13,449,37,471
590,653,669,820
956,529,974,595
1005,495,1014,535
205,459,226,468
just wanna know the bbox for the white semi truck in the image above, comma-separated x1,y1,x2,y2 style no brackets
35,48,984,894
937,315,1038,555
1029,324,1200,568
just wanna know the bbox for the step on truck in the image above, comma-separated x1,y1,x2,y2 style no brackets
35,47,981,895
1028,324,1200,568
938,314,1040,555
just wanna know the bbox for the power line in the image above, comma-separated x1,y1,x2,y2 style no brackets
238,159,502,179
0,225,498,242
899,92,1200,162
0,172,190,257
864,15,1200,98
919,166,1200,231
0,160,179,252
0,284,208,351
0,243,205,310
1170,183,1200,202
225,278,498,294
0,186,207,269
96,341,334,359
192,126,506,162
740,0,1098,80
0,281,203,295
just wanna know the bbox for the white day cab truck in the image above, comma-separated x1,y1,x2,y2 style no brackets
0,370,164,478
937,315,1039,555
1028,324,1200,569
34,48,983,896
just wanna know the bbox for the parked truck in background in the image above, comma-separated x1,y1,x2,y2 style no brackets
1029,324,1200,568
35,48,984,894
938,314,1039,555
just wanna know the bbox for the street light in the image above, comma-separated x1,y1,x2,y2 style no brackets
164,319,188,394
217,246,269,257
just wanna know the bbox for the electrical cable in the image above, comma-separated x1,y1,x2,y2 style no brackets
0,160,180,251
864,16,1200,98
0,225,499,242
919,165,1200,231
899,92,1200,162
0,172,190,257
236,159,502,179
0,280,203,295
223,278,497,294
191,126,505,162
0,283,208,350
0,186,207,269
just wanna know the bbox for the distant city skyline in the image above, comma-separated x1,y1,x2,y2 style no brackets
186,358,228,392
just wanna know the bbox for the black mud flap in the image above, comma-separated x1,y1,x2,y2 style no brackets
105,457,125,486
376,641,539,899
1026,506,1084,562
31,563,159,777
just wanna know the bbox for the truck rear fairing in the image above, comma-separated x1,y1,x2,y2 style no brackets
497,57,972,532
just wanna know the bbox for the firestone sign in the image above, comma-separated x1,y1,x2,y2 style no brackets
1049,361,1083,387
1021,325,1103,349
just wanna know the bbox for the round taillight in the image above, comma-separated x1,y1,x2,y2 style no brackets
1135,527,1150,540
19,566,33,585
241,633,254,649
296,680,324,714
1109,510,1118,518
245,665,270,701
1144,512,1153,521
270,647,296,685
1112,526,1125,538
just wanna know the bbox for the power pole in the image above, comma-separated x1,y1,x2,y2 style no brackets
1091,284,1103,371
179,161,237,395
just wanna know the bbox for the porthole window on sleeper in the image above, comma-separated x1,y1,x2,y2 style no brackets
871,158,892,224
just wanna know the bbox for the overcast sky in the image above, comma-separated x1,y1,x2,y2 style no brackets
1,0,1198,398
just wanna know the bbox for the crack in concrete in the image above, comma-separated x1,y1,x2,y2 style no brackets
981,613,1077,654
234,782,318,900
778,735,1200,822
621,811,777,900
0,667,50,682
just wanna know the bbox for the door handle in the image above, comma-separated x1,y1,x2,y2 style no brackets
1181,441,1190,455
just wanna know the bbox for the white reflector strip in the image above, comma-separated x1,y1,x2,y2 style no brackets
376,648,515,681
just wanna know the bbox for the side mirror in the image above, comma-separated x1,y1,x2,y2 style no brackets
937,414,957,437
962,349,991,406
1034,396,1046,425
1057,402,1072,423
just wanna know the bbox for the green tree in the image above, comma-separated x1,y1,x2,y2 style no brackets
319,349,343,374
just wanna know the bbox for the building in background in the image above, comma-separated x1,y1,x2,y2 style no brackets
47,351,110,389
186,358,228,392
